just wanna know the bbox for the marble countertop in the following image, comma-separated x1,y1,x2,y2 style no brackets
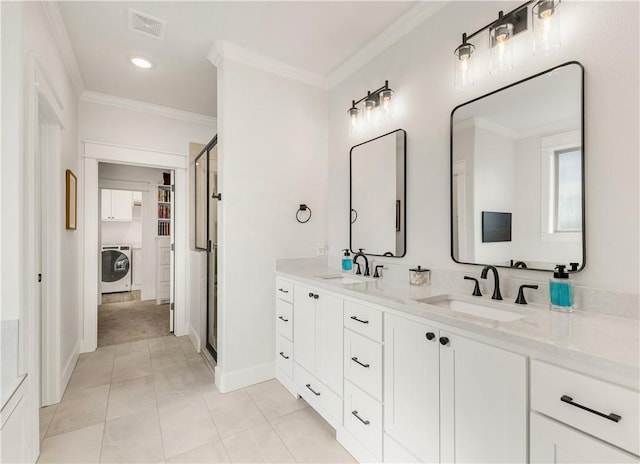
276,259,639,390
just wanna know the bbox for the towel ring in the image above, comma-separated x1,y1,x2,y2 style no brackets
296,204,312,224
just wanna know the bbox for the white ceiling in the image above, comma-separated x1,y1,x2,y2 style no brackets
59,1,417,117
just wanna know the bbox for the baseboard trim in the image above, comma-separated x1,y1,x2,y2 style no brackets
215,361,275,393
337,429,378,463
188,324,201,353
60,339,81,401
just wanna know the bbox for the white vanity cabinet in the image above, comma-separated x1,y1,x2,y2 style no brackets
275,278,294,384
384,312,527,464
292,283,344,424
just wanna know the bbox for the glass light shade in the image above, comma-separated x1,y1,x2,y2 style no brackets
489,23,514,75
533,0,561,55
379,88,394,115
348,107,359,136
364,98,377,123
454,43,475,90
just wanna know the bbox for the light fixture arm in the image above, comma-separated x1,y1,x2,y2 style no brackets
463,0,532,42
351,80,392,107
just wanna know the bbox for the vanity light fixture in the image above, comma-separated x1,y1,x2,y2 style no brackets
131,56,153,69
453,0,562,89
347,81,394,136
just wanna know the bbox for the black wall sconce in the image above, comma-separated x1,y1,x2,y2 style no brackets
296,204,312,224
347,80,394,136
454,0,562,90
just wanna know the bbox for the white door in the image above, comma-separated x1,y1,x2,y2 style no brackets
169,173,175,332
383,314,440,463
439,332,527,464
293,285,316,373
101,189,112,220
111,190,133,221
314,291,343,395
530,413,638,463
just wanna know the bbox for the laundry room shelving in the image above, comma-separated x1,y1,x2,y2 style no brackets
157,185,171,236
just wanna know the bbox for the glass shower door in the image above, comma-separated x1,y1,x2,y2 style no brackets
207,143,218,358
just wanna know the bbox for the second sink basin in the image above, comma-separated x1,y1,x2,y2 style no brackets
418,295,526,322
315,274,370,285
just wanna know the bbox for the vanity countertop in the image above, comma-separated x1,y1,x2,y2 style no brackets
276,259,639,390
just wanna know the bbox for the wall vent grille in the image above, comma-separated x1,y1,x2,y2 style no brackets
128,9,167,40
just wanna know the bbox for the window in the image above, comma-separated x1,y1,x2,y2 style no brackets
554,149,582,232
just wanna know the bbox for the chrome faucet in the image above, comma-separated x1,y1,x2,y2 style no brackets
480,265,502,300
353,249,370,277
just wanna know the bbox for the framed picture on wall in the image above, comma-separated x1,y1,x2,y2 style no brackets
66,169,77,230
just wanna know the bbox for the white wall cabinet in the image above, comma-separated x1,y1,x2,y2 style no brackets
384,313,527,464
101,189,133,221
156,237,170,304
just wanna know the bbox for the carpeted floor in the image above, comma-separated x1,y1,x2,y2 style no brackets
98,298,170,347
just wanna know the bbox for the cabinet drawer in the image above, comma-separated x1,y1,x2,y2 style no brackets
344,381,383,461
530,413,639,464
275,278,293,303
276,335,293,379
276,299,293,341
531,360,639,455
344,329,382,401
343,300,382,342
294,363,342,425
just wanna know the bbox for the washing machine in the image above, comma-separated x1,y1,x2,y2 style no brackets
101,245,132,293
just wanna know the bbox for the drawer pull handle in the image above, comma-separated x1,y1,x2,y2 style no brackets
351,410,370,425
305,384,321,396
351,357,370,368
278,288,289,294
278,316,289,322
279,352,289,359
560,395,622,423
350,316,369,324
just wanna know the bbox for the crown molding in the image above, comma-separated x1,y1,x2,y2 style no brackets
80,91,217,126
328,2,447,88
41,1,85,97
208,41,327,89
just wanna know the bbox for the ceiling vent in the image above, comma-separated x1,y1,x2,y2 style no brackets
128,9,167,40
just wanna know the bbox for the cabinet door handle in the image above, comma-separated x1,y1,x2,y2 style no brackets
278,288,289,294
350,315,369,324
279,352,290,360
351,357,370,368
305,384,321,396
351,410,370,425
560,395,622,423
425,332,436,341
313,294,319,299
278,316,289,322
439,336,450,346
308,292,314,298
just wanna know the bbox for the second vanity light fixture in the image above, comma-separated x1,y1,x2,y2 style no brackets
454,0,561,90
348,80,394,136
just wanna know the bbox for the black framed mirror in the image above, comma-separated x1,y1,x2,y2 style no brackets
350,129,406,257
450,62,585,272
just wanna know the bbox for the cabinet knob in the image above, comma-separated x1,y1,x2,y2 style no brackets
308,292,314,298
425,332,435,341
313,294,319,299
439,336,450,346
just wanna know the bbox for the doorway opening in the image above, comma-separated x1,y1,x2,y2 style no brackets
97,163,175,347
193,137,218,360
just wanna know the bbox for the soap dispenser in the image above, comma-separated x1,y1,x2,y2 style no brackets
549,265,574,312
342,249,353,272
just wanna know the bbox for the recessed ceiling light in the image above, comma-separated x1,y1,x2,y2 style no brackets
131,57,153,69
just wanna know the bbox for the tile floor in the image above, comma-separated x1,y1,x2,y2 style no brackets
38,335,356,464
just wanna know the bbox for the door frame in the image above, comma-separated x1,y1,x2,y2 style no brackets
81,141,188,352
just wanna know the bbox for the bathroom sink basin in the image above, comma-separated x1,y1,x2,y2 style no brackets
315,274,370,285
418,295,526,322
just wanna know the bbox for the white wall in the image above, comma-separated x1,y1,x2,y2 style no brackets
215,56,328,391
328,1,639,296
1,1,81,460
